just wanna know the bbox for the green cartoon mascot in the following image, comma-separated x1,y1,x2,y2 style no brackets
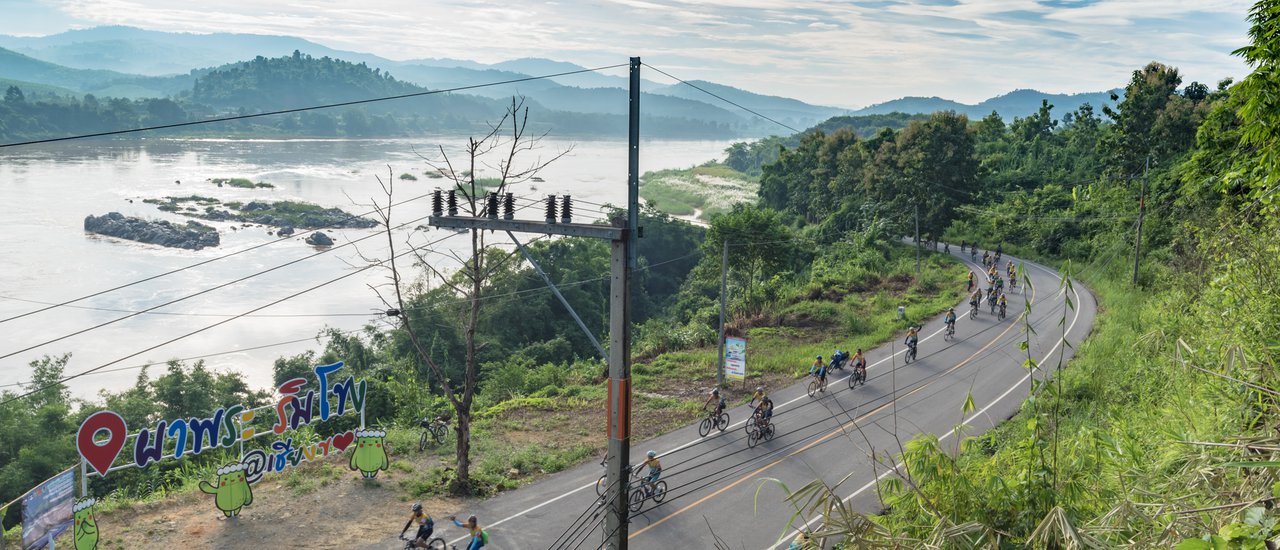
199,463,254,517
349,429,389,479
72,497,99,550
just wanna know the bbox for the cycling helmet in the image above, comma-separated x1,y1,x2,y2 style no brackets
711,388,720,396
412,502,423,512
816,355,822,360
467,515,477,524
647,450,657,458
756,386,764,392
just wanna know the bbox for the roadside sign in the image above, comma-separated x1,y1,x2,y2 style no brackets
22,469,74,549
725,337,747,381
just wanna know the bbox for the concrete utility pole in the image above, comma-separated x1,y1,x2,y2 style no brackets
914,203,921,276
1132,155,1149,286
430,57,640,550
717,239,728,388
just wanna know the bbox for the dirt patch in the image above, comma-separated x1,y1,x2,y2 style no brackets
81,453,465,550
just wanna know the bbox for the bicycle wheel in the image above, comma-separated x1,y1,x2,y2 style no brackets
596,474,607,497
807,379,819,398
698,417,713,437
652,480,667,503
432,424,447,444
764,424,776,441
427,537,446,550
628,487,646,512
747,426,760,448
717,412,729,431
418,431,428,453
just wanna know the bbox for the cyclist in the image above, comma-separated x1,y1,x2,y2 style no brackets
944,307,957,333
1006,259,1015,278
970,289,982,313
636,450,662,496
703,388,726,417
851,348,866,372
943,242,950,254
789,531,810,550
904,325,919,354
809,355,828,392
967,271,975,292
450,515,487,550
994,275,1004,293
981,250,990,266
999,294,1008,317
400,503,434,548
749,387,774,427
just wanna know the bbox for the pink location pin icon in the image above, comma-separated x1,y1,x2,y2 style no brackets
77,411,128,476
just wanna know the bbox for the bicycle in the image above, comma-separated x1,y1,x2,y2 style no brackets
597,462,641,501
747,418,775,448
848,362,866,389
989,297,998,315
970,301,979,319
806,373,828,397
698,407,730,437
628,477,667,512
944,322,956,341
904,342,917,364
998,304,1007,321
400,534,447,550
418,416,450,452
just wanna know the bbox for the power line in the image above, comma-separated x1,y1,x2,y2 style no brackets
0,64,630,149
0,213,437,363
0,230,460,406
641,62,802,135
0,191,432,326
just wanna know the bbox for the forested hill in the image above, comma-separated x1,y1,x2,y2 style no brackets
190,52,423,110
852,88,1122,120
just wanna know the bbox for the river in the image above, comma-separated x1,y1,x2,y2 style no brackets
0,137,732,398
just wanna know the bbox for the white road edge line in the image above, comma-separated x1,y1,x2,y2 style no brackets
447,252,1000,545
763,260,1080,550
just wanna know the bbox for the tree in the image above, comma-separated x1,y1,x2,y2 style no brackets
704,204,794,312
370,98,567,494
4,86,24,104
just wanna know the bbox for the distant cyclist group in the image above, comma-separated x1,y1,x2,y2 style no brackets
962,243,1015,322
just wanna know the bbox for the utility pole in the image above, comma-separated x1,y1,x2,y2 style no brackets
428,57,639,550
717,239,728,388
1132,155,1149,286
914,203,921,276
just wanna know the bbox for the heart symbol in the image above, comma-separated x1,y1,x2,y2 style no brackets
332,431,355,451
77,411,128,476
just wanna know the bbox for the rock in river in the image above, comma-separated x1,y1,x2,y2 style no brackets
305,231,334,246
84,212,220,250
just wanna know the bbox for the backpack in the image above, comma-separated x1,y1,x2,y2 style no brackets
481,529,490,545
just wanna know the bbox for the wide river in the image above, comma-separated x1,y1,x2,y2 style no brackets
0,137,732,398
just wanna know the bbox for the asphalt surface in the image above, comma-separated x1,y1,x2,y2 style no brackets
369,248,1097,550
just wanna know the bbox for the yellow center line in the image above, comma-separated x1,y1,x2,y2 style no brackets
629,278,1038,539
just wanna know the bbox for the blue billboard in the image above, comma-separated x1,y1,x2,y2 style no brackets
22,469,74,550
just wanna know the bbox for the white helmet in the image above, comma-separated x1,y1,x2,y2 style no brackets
646,450,657,458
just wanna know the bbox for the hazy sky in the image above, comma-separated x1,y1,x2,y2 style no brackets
0,0,1255,107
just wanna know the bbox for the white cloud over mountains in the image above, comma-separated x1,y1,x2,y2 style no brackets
4,0,1254,107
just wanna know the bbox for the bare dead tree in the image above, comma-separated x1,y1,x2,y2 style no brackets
369,97,570,494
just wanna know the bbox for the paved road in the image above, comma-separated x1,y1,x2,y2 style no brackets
370,249,1096,550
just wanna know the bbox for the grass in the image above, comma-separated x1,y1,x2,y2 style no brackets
640,162,758,220
211,177,274,189
399,173,418,181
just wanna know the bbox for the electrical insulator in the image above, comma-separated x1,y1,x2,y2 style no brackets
560,195,572,224
503,193,515,220
447,190,458,216
486,192,499,219
431,190,443,217
545,195,557,224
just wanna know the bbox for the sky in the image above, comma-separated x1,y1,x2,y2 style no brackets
0,0,1256,108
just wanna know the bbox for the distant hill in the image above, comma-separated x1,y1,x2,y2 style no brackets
653,79,847,130
0,46,193,98
852,89,1121,120
0,26,389,76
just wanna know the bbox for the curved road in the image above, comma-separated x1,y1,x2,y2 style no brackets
369,249,1096,550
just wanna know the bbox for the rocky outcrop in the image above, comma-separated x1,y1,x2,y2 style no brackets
85,212,220,250
305,232,334,246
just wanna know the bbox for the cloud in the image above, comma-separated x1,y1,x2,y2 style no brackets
1,0,1253,107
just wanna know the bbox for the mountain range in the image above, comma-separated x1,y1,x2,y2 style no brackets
0,26,1121,137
